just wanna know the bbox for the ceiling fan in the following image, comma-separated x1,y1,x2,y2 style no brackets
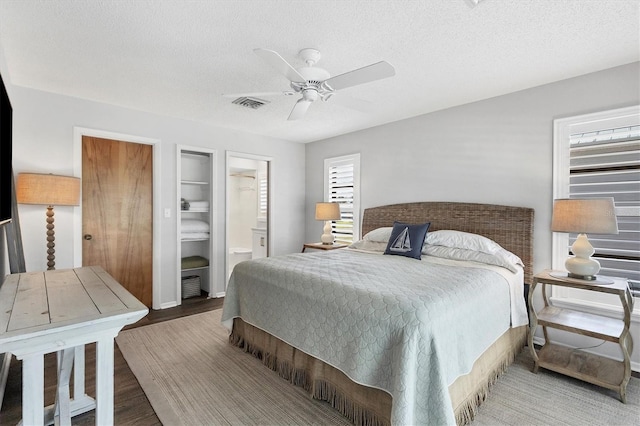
224,48,395,120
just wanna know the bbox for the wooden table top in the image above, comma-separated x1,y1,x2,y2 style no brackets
0,266,148,351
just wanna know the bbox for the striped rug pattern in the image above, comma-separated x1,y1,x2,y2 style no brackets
116,310,639,425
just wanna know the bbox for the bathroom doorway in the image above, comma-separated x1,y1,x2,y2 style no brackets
225,152,271,284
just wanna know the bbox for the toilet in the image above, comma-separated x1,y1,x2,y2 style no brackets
229,247,252,276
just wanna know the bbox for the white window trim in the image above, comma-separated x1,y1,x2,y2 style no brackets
552,105,640,321
324,153,361,242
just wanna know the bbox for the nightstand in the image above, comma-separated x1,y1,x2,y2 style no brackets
302,242,347,253
528,269,634,402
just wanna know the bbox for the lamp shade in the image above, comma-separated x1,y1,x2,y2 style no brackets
551,198,618,235
16,173,81,206
315,202,341,221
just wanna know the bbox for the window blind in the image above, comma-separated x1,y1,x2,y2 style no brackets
325,154,360,244
569,125,640,294
258,176,267,218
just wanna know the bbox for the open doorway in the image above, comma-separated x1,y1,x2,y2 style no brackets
225,152,270,284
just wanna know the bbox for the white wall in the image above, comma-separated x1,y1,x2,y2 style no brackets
305,61,640,369
305,62,640,272
3,74,305,308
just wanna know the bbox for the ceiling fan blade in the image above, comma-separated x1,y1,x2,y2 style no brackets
324,61,395,91
254,48,306,83
222,91,294,98
287,98,312,121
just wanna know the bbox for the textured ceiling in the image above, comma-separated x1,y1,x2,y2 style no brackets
0,0,638,143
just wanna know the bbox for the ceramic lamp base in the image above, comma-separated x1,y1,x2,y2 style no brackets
320,220,334,244
565,233,600,280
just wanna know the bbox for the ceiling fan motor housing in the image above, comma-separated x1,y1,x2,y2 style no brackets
297,66,330,82
291,66,332,100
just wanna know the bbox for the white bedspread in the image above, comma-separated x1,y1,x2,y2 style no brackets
222,248,526,425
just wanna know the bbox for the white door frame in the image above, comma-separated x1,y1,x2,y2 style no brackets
225,151,272,287
73,127,162,309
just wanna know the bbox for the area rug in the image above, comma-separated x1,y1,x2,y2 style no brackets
116,309,639,426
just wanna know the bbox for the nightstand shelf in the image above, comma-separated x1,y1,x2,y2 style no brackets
536,306,624,341
536,343,625,391
528,269,634,403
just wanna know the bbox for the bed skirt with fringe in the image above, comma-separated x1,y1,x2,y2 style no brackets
230,318,527,426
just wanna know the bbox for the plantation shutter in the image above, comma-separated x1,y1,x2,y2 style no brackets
325,154,360,244
568,125,640,294
258,175,267,218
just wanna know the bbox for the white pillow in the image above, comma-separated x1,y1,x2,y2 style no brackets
348,239,388,252
427,230,503,254
362,227,393,243
362,228,523,270
367,228,505,252
423,245,522,273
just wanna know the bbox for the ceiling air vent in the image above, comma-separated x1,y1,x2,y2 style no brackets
232,96,270,109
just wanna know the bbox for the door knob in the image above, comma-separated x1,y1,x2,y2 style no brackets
83,234,93,240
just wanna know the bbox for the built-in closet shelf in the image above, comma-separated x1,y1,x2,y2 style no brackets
181,180,209,185
177,145,217,302
181,266,209,272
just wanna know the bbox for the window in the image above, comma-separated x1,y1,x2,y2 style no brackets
258,175,267,218
553,106,640,300
324,154,361,244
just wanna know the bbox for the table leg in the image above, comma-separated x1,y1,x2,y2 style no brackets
74,345,86,400
54,348,75,426
528,281,540,373
22,354,44,426
43,345,95,424
95,337,115,425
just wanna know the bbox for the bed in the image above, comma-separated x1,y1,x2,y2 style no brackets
221,201,534,425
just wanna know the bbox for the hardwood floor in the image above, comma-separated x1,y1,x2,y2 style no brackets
0,295,223,425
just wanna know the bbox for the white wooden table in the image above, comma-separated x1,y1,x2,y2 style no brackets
0,266,148,425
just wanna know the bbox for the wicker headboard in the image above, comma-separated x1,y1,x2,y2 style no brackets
361,202,534,285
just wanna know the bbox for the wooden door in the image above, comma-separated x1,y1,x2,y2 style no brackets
82,136,153,307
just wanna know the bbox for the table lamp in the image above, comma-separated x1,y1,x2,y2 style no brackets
315,202,341,244
17,173,81,270
551,198,618,280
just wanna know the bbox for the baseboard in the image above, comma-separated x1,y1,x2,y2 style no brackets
160,301,178,310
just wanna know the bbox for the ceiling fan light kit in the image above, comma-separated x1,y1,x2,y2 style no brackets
225,47,395,120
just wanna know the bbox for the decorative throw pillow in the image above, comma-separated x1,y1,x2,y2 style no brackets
384,221,430,260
